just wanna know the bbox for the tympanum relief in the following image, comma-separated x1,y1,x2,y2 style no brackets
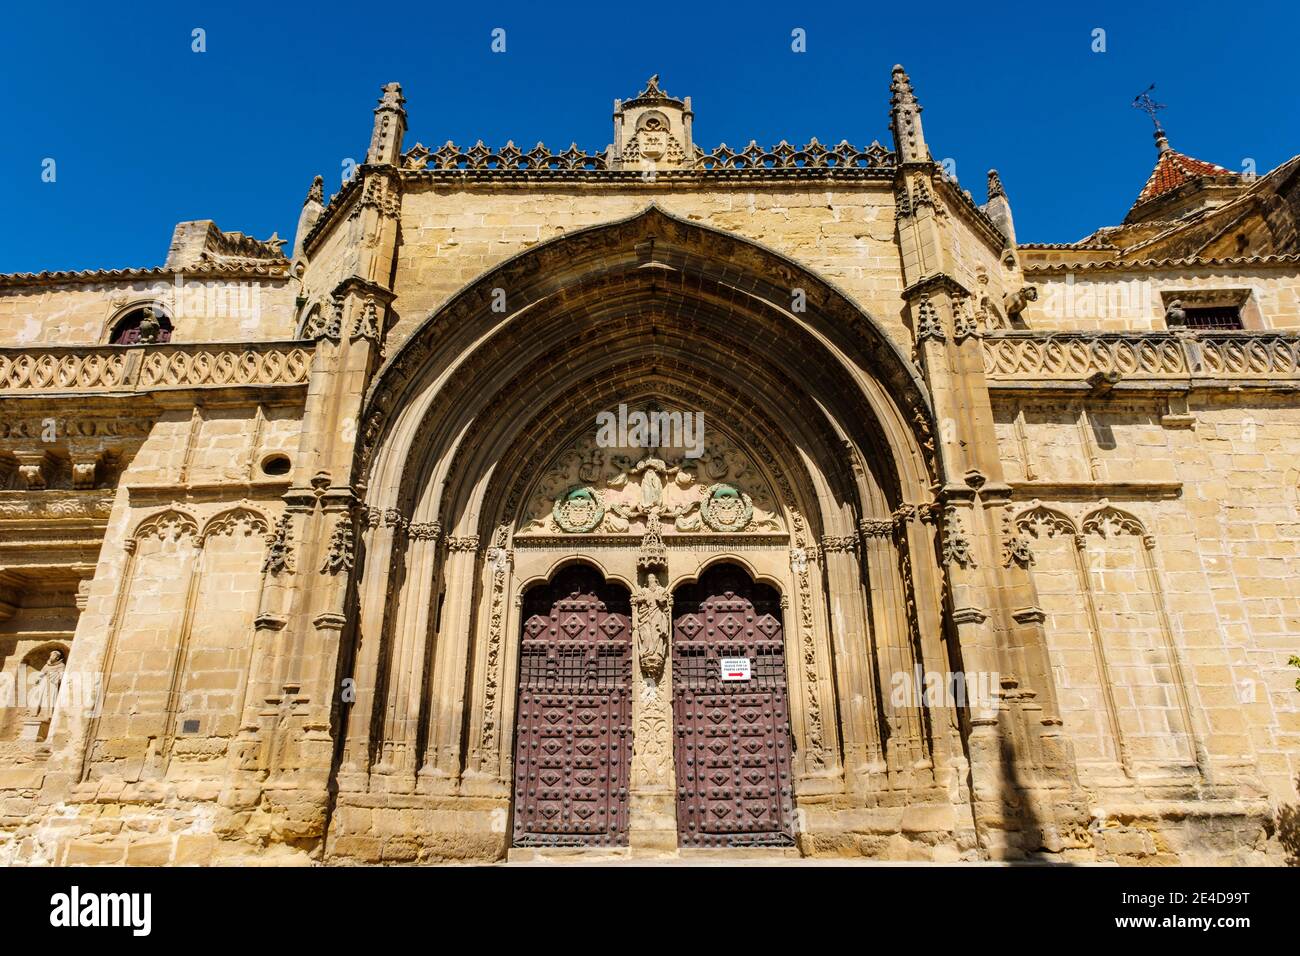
517,428,783,537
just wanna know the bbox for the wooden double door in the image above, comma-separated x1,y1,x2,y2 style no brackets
511,565,632,847
671,563,796,847
510,561,795,849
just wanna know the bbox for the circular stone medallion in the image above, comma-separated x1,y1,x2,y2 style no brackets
700,483,753,532
552,486,605,533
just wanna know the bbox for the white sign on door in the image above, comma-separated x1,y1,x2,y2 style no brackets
720,657,752,682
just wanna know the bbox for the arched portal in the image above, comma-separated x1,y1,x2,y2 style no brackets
338,206,963,858
671,562,794,848
511,563,632,848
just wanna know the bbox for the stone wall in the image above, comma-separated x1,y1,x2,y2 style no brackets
386,184,913,350
0,277,298,346
1022,266,1300,332
993,391,1300,805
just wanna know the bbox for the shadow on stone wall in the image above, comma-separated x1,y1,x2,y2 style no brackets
1269,775,1300,866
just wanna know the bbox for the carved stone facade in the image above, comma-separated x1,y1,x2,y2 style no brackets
1,71,1297,866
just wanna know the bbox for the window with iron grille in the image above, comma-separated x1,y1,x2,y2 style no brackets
1168,305,1244,330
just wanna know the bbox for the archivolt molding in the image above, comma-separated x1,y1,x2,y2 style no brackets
360,205,934,488
386,310,902,544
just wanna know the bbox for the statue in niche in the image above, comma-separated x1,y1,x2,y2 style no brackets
137,306,162,344
28,649,65,719
632,574,671,680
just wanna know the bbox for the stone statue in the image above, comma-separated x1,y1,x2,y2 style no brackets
137,306,161,344
637,456,666,509
28,649,65,719
632,573,670,680
1165,298,1186,327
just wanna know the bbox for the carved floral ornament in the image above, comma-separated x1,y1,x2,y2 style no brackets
1013,499,1154,548
519,429,782,536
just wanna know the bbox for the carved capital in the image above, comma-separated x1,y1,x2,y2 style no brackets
859,518,894,539
407,521,441,542
819,534,857,554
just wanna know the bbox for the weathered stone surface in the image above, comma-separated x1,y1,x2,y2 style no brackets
0,71,1296,867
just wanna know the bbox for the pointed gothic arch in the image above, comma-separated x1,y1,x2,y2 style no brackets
336,205,965,847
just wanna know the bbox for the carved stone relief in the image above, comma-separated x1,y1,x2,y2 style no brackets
517,426,782,536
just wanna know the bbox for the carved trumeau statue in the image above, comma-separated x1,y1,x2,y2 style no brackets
28,649,65,719
632,573,671,680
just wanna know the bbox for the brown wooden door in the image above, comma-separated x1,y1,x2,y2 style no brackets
512,565,632,847
672,563,795,848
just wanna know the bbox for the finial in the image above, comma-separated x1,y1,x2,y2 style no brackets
987,169,1005,200
1131,83,1170,151
367,81,408,165
889,64,928,164
890,64,915,101
306,175,323,206
632,73,674,101
378,81,406,110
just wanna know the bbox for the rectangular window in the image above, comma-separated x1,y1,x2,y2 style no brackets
1169,305,1244,330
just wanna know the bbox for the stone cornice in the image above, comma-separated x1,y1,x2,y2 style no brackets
0,262,290,291
1008,480,1183,499
902,273,973,303
397,166,897,188
1022,253,1300,275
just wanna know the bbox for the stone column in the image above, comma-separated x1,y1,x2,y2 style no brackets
418,535,480,790
860,517,927,774
372,517,441,790
628,532,676,853
819,534,884,782
462,525,514,793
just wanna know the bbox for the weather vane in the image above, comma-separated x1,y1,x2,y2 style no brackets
1131,83,1167,132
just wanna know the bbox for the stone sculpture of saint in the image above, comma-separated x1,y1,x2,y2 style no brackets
632,573,671,680
28,649,65,719
638,457,665,510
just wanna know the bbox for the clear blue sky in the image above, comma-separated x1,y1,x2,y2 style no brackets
2,1,1296,273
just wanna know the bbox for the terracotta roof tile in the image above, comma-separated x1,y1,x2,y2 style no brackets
1131,144,1232,209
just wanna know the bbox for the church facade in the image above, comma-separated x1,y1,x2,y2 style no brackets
1,70,1297,865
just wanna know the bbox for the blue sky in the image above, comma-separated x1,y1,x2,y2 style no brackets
2,1,1296,273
